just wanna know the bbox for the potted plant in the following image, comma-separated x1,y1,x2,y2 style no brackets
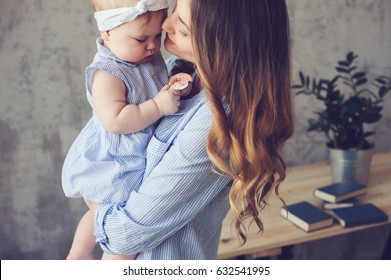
293,51,391,184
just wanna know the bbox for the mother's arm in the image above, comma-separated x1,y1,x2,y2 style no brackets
92,104,232,256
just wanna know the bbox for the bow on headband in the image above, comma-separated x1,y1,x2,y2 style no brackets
95,0,169,31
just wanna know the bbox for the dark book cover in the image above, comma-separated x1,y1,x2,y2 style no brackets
331,203,388,228
281,201,333,232
314,181,366,203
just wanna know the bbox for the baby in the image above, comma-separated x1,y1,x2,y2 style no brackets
62,0,191,260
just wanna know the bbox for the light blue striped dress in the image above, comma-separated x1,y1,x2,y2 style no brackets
93,56,233,259
62,38,168,204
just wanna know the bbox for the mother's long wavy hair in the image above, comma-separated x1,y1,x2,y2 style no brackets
190,0,294,243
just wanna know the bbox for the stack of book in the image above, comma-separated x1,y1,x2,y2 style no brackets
313,181,388,228
281,181,388,232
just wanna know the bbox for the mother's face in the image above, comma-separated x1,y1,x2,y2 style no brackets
162,0,194,63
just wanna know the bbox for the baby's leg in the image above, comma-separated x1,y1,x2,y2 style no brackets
102,253,136,260
67,210,96,260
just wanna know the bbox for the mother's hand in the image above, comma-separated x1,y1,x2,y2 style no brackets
84,198,99,213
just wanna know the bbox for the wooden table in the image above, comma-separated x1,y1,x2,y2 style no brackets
217,151,391,259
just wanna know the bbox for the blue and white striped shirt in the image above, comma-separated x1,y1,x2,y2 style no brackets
94,57,233,259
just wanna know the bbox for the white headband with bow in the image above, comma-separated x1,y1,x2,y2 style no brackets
94,0,169,31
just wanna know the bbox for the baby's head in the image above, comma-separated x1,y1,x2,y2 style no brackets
93,0,143,13
93,0,168,64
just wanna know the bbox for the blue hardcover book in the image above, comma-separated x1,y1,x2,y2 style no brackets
313,181,366,203
281,201,334,232
331,203,388,228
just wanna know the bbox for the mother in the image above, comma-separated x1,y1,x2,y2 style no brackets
87,0,293,259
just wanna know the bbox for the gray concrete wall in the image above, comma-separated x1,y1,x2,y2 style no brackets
286,0,391,165
0,0,390,259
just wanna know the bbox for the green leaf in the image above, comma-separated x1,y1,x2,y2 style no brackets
375,77,388,85
327,90,340,102
317,79,329,93
312,78,317,93
379,86,389,98
307,119,320,131
355,78,368,86
352,72,366,80
347,52,357,63
363,132,376,138
336,67,349,73
362,114,382,123
295,90,306,95
343,81,353,88
299,71,305,85
338,61,350,67
369,106,383,114
339,76,350,82
343,97,363,116
330,75,340,85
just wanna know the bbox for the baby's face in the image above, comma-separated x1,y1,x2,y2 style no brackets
105,11,166,64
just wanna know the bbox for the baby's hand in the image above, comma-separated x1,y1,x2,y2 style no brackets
154,86,180,116
168,73,193,96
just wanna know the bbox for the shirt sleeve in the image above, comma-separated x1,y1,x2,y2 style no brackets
93,104,232,255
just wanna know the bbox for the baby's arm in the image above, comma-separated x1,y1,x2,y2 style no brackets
91,69,180,134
